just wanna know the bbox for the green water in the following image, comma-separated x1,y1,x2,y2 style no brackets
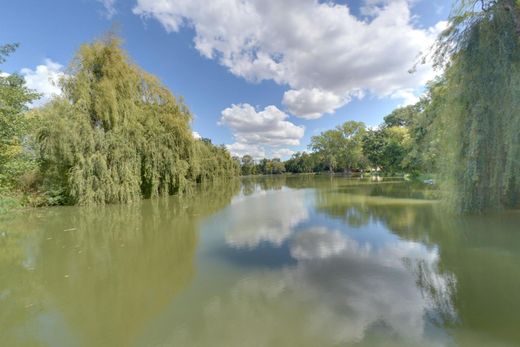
1,176,520,347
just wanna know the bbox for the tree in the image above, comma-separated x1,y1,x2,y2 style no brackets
34,35,238,206
362,129,387,170
403,79,446,174
383,104,419,128
310,129,341,172
270,158,286,175
0,43,40,189
241,155,256,175
285,152,315,173
363,126,411,174
431,0,520,212
310,121,367,173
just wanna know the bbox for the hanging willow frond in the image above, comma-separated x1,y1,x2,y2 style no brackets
33,35,239,205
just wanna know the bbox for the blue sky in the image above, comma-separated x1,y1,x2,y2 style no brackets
0,0,451,159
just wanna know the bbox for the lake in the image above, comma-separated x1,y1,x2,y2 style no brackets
1,176,520,347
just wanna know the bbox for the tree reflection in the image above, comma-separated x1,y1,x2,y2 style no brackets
0,180,239,347
315,181,520,346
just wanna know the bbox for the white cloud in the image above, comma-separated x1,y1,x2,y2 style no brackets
20,59,65,107
271,148,294,159
98,0,117,18
390,88,421,106
282,88,347,119
192,131,202,140
226,142,266,159
221,104,304,147
134,0,444,118
220,103,304,159
360,0,414,17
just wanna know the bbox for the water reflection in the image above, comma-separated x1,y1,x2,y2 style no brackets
287,227,456,345
2,177,520,347
0,180,239,347
161,179,458,346
164,223,456,347
225,188,309,248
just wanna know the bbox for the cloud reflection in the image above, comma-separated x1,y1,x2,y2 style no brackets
225,189,309,248
286,228,456,344
166,226,456,347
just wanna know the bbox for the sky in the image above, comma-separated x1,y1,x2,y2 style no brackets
0,0,451,159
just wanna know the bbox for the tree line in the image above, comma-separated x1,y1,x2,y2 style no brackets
236,98,435,177
2,0,520,214
0,35,239,208
236,0,520,214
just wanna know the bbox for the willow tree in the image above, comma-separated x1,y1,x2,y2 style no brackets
433,0,520,213
35,35,236,205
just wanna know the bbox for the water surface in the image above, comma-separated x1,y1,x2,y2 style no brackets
1,176,520,347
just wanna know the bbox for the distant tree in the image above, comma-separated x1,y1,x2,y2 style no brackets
362,129,386,170
362,126,411,174
310,121,367,173
285,152,314,173
241,155,256,175
270,158,286,175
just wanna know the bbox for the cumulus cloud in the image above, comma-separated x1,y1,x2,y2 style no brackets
282,88,348,120
133,0,444,118
192,131,202,140
390,88,421,106
220,103,304,159
20,59,65,107
226,142,266,159
271,148,295,159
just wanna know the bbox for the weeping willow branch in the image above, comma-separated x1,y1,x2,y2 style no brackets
33,35,239,206
432,0,520,213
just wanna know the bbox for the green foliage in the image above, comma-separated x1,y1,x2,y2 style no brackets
383,104,419,128
362,126,411,174
0,195,21,215
191,139,240,181
434,0,520,212
285,152,316,173
403,80,446,175
34,36,237,206
0,43,40,190
310,121,367,173
240,155,256,176
256,158,286,175
0,43,18,64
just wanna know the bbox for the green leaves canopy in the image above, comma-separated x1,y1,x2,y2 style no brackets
34,36,237,205
0,44,40,189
